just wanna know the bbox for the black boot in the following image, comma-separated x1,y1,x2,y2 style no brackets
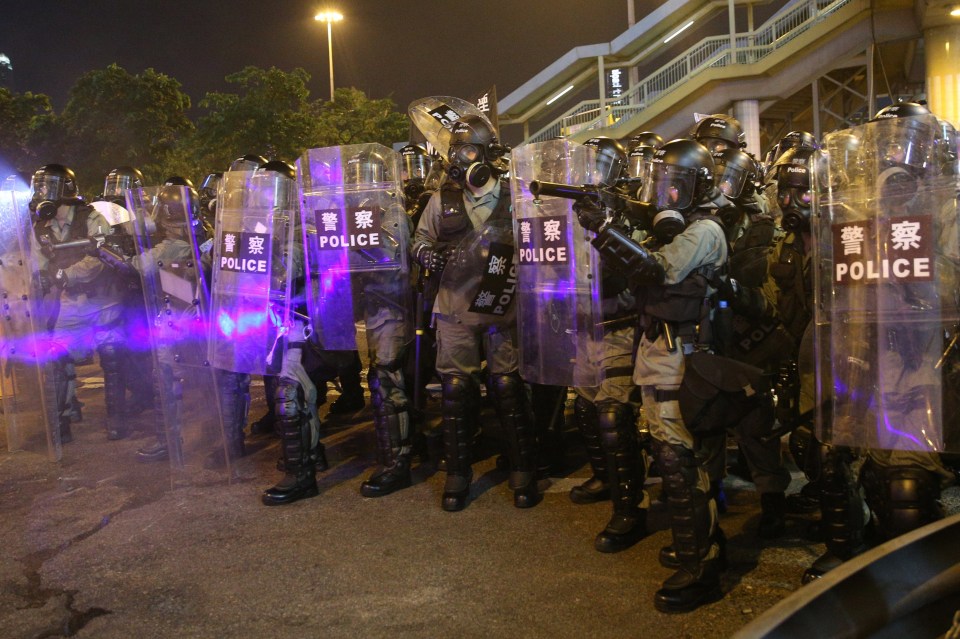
99,344,128,440
492,373,542,509
569,396,610,504
440,374,474,511
802,444,865,582
594,401,647,552
329,351,365,415
652,440,724,613
262,377,322,506
250,375,278,435
758,492,787,539
531,383,567,477
360,372,413,497
207,371,249,469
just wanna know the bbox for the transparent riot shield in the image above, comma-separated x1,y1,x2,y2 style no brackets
813,114,960,452
207,169,295,375
510,140,604,386
408,96,495,159
438,216,519,327
127,185,232,484
297,144,411,351
0,175,60,460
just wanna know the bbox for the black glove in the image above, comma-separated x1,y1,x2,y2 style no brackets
415,242,454,275
97,245,137,277
572,197,607,233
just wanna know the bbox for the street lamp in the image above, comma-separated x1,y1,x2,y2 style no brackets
315,10,343,101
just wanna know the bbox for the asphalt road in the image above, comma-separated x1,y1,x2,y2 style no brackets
2,369,953,639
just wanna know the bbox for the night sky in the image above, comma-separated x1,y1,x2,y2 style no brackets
1,1,632,124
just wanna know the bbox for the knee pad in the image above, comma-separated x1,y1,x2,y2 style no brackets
862,461,943,539
275,379,303,419
441,373,474,411
97,343,123,373
489,372,524,409
368,366,404,416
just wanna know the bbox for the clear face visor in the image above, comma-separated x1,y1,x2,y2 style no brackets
639,163,697,211
628,152,647,180
253,173,296,210
714,162,747,199
31,174,65,201
594,151,622,187
346,160,385,185
878,138,928,171
401,154,430,182
103,174,137,198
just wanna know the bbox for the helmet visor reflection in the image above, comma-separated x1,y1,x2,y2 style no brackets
640,163,697,211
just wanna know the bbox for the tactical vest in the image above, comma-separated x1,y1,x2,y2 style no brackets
436,180,512,245
643,215,724,344
729,218,779,288
768,232,811,344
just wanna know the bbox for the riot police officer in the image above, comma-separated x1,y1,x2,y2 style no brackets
711,147,792,538
412,114,540,511
576,139,733,612
31,164,128,442
568,136,650,553
96,166,155,416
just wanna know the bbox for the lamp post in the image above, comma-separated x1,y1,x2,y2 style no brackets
314,10,343,101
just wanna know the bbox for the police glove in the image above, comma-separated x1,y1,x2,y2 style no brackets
573,197,608,233
97,245,137,277
415,242,454,275
718,277,758,316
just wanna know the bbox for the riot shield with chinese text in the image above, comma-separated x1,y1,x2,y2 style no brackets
207,169,295,375
297,144,410,351
813,114,960,452
127,185,232,484
511,140,603,386
0,175,60,460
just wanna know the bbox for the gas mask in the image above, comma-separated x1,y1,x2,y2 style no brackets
639,162,698,243
29,198,59,221
447,143,492,188
777,186,812,232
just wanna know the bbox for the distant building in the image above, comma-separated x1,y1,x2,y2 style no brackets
0,53,11,88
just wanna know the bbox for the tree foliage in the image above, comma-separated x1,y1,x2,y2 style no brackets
0,88,54,175
2,64,411,192
313,87,409,147
58,64,194,193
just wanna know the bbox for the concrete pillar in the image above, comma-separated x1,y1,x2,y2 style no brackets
733,99,761,157
925,24,960,127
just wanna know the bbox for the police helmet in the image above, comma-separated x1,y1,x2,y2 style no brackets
692,115,746,153
30,164,80,218
583,136,628,187
712,148,758,201
629,131,664,151
399,144,430,183
346,150,389,185
230,154,268,172
103,166,144,200
639,139,715,214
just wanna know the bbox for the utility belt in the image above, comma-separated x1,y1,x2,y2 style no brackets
642,318,703,355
